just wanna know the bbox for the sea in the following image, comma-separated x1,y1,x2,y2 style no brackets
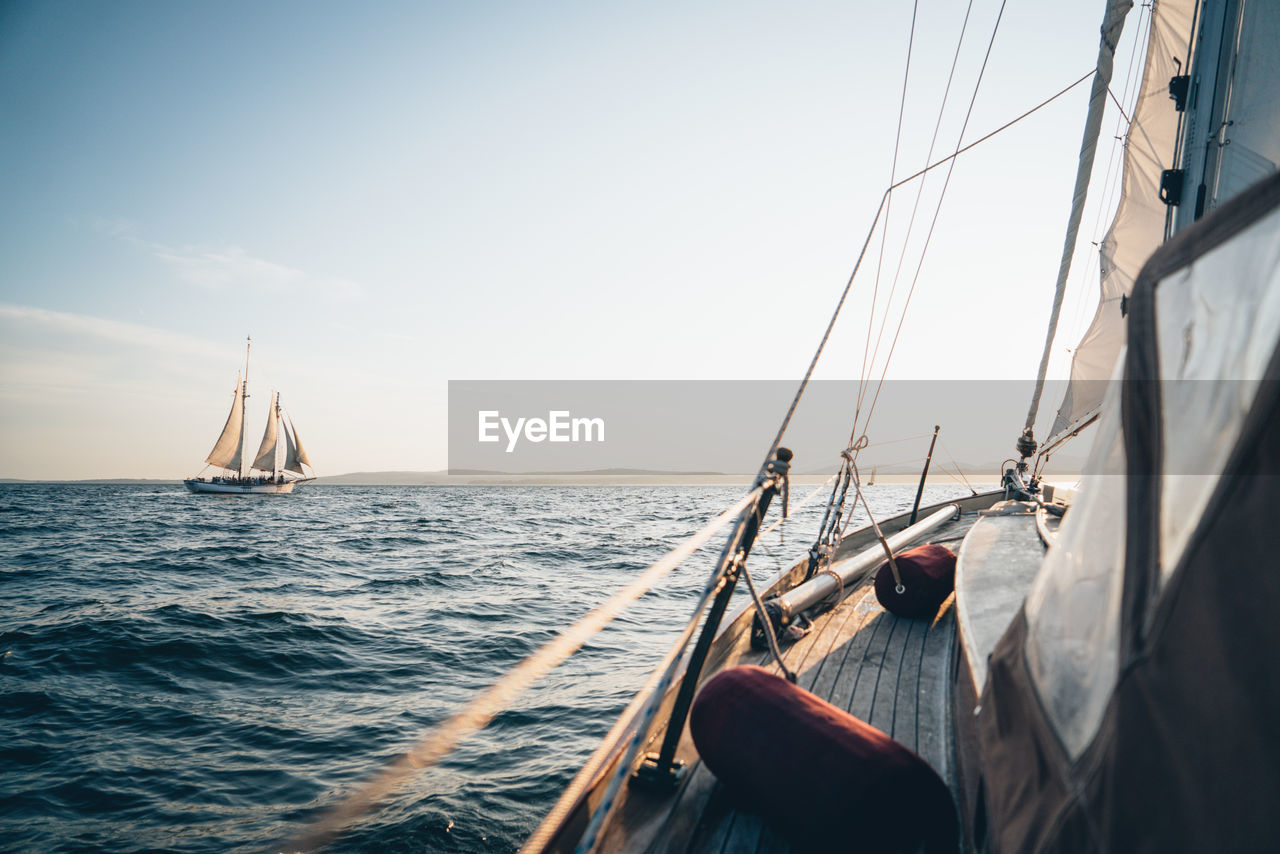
0,481,978,853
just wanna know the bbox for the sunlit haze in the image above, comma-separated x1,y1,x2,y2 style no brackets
0,1,1147,479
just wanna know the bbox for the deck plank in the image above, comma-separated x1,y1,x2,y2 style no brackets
670,540,966,854
868,613,915,734
846,609,896,720
805,588,880,704
891,611,930,751
720,811,765,854
826,599,888,712
915,597,955,780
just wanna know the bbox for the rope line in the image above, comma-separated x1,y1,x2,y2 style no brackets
285,486,763,853
857,0,975,427
863,0,921,415
849,461,904,592
762,64,1095,477
758,474,838,540
739,553,795,682
573,485,774,853
860,0,1011,445
938,437,980,495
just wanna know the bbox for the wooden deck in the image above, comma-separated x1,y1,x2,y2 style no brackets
628,514,974,854
543,500,997,854
672,587,957,854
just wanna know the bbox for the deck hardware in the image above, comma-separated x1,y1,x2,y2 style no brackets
909,425,942,525
1168,74,1190,111
1160,169,1185,206
632,753,687,789
630,451,788,790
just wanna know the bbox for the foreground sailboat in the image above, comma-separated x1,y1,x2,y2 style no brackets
285,1,1279,851
184,339,314,495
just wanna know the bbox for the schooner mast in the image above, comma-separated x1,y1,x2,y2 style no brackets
185,335,314,495
239,335,250,480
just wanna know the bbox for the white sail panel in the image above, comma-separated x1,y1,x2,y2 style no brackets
1047,0,1197,444
252,394,280,472
204,377,245,471
283,416,311,474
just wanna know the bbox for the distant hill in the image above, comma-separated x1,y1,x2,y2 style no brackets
0,478,180,484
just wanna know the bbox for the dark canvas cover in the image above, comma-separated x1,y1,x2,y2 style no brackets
874,543,956,618
970,171,1280,853
690,665,957,853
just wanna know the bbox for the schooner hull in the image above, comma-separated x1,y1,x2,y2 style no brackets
183,478,312,495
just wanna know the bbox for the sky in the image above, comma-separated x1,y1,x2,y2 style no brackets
0,0,1152,479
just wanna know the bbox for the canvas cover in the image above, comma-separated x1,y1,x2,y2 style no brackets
970,171,1280,853
873,544,956,619
690,666,956,853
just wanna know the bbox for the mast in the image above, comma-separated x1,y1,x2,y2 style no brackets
1039,0,1198,455
1019,0,1134,465
274,394,283,480
240,335,250,480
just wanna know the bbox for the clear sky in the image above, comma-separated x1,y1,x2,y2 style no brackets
0,0,1149,479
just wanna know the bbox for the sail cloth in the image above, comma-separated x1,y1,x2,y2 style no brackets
1046,0,1197,446
204,375,245,471
1023,0,1133,437
252,394,280,472
283,416,311,475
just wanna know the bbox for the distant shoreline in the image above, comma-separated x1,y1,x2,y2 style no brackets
2,470,1076,487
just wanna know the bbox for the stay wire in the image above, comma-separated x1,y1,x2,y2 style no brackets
760,65,1093,473
863,0,921,411
860,0,1011,443
856,0,976,429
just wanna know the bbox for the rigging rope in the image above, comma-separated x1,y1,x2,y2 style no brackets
859,0,1010,447
761,65,1096,480
573,478,782,853
285,486,763,853
864,0,922,418
938,437,980,495
857,0,976,428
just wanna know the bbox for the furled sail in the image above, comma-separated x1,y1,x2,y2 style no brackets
252,393,280,472
1046,0,1197,446
283,416,312,475
1022,0,1133,440
205,375,245,471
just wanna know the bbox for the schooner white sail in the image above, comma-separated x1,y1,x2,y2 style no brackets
184,338,314,495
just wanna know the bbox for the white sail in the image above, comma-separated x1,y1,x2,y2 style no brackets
204,375,245,471
283,415,312,475
252,393,280,472
1022,0,1132,438
1046,0,1197,446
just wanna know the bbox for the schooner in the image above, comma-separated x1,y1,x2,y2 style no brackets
184,337,315,495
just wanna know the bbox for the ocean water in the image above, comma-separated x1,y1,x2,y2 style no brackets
0,481,976,852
